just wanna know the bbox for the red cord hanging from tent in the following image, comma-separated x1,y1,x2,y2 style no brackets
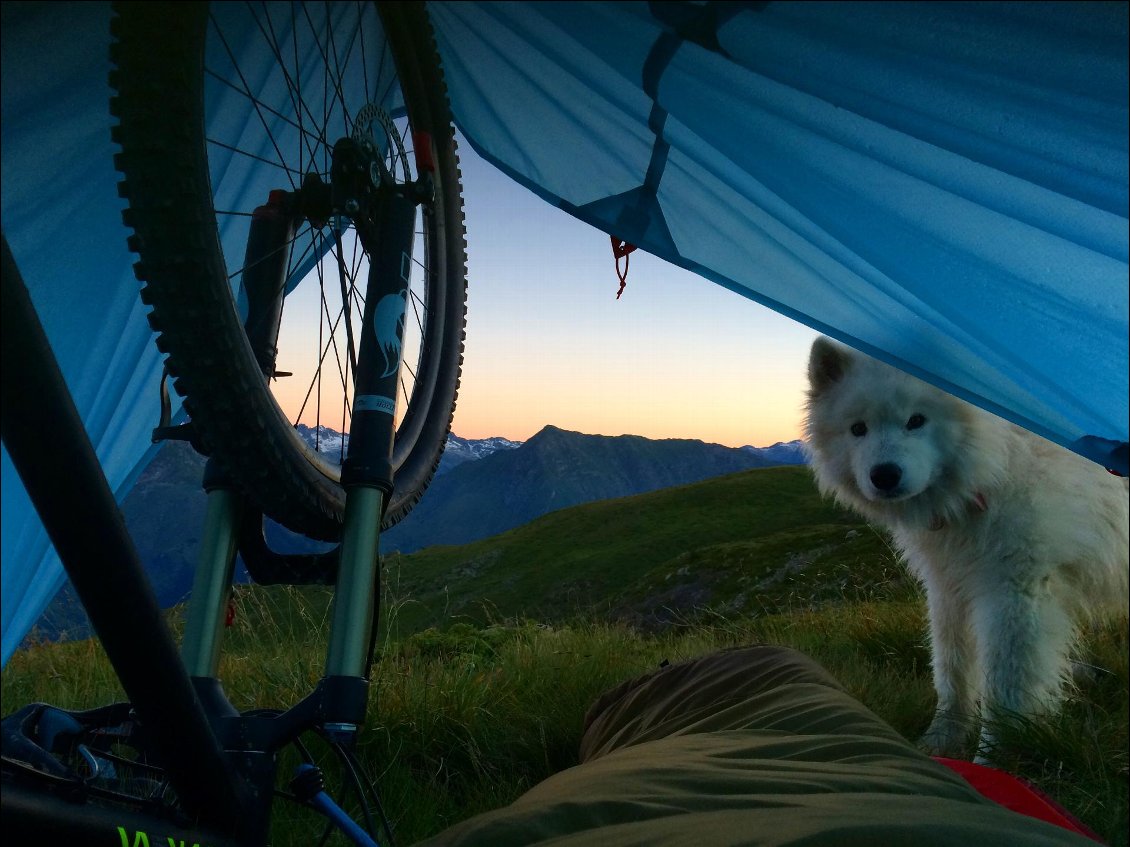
610,236,637,299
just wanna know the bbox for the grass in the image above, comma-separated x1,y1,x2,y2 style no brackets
379,466,864,636
4,591,1126,846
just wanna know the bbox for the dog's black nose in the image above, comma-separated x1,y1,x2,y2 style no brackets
870,463,902,492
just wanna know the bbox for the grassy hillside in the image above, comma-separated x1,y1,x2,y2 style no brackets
3,467,1126,845
382,465,908,637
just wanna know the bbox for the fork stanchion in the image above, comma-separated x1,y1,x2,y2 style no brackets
184,186,290,707
181,463,243,681
324,486,384,683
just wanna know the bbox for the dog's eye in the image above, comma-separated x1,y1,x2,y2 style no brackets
906,413,927,430
850,421,867,437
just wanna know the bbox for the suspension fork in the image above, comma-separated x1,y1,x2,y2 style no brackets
172,182,415,838
321,185,416,729
183,183,417,688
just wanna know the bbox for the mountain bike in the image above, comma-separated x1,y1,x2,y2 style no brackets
1,2,467,844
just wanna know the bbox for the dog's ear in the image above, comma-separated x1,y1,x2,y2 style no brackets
808,337,850,395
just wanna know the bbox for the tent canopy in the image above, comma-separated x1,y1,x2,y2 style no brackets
2,0,1127,664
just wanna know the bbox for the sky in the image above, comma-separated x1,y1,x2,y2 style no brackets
449,136,819,448
273,133,820,450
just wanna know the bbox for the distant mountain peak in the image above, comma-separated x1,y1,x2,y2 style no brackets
289,421,803,470
740,439,808,465
381,428,810,554
529,424,572,439
438,433,522,473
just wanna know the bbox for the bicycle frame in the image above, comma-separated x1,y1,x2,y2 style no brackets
2,233,247,845
1,146,423,844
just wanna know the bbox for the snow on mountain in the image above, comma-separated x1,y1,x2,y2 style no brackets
296,424,349,459
295,423,799,470
439,434,522,473
740,439,808,465
293,424,521,472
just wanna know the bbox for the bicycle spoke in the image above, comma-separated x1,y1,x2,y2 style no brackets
356,0,371,105
248,1,320,174
299,3,353,141
209,11,297,190
409,288,426,337
206,136,307,180
376,63,400,116
227,224,316,284
204,65,323,152
292,1,306,179
295,264,357,426
374,12,390,105
349,227,364,289
316,275,353,398
324,3,367,139
331,229,359,376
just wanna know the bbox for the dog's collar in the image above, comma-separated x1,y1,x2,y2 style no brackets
929,492,988,531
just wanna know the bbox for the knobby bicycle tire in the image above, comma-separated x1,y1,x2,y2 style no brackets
110,1,467,541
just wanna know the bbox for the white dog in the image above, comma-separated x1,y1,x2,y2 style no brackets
803,337,1128,760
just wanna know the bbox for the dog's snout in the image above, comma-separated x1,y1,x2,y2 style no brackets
870,463,902,492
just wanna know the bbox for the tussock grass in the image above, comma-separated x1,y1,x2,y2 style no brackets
1,635,126,709
5,589,1125,846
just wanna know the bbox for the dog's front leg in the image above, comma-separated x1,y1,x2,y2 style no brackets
918,580,978,758
971,578,1074,764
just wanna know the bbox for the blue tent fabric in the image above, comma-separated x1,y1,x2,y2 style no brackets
428,0,1129,464
1,1,1127,665
1,1,170,664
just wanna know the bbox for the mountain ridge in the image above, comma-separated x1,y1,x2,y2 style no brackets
380,427,805,552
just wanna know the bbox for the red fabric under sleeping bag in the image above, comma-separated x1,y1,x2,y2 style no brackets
933,757,1105,843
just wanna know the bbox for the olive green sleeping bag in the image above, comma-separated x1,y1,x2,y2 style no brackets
413,645,1094,846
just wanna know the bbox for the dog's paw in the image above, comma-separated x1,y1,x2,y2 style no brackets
919,713,973,758
972,725,1026,769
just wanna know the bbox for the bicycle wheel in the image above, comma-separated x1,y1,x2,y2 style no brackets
110,1,467,541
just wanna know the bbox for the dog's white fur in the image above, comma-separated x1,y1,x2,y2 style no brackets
803,337,1128,760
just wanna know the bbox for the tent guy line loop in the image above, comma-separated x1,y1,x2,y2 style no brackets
610,236,637,299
